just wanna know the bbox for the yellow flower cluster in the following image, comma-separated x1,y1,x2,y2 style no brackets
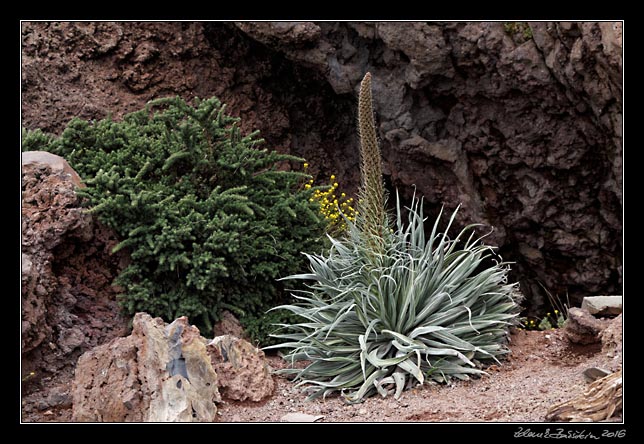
520,309,563,331
303,164,357,234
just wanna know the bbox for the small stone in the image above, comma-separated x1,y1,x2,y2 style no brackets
22,253,33,276
47,388,72,408
280,412,324,422
58,327,85,354
581,296,622,317
358,408,367,415
583,367,611,383
37,400,49,411
563,307,607,345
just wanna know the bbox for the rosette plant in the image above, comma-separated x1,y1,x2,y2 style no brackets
268,73,520,403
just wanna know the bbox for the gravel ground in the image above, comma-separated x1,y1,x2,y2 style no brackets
22,327,622,423
216,327,622,422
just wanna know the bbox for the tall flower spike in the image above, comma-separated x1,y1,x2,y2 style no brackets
357,72,389,254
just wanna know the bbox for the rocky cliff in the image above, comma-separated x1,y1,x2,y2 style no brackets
21,151,129,412
21,21,622,310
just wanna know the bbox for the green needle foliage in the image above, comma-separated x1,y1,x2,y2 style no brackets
22,96,327,336
268,73,520,403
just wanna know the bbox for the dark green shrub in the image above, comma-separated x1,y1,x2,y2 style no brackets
23,96,327,336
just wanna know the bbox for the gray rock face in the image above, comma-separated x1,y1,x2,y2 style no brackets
71,313,221,422
21,22,622,310
581,296,622,317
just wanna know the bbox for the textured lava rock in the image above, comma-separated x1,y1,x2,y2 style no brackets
207,334,274,402
599,314,622,372
21,151,128,386
21,22,622,310
22,151,84,188
563,307,608,345
71,313,221,422
213,310,247,339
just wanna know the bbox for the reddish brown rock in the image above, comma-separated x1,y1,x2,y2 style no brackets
213,310,247,339
71,331,140,421
21,151,128,390
71,313,221,422
208,335,274,402
599,314,622,372
22,151,84,188
563,307,608,345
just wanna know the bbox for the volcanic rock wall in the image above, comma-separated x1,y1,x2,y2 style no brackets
21,21,622,309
